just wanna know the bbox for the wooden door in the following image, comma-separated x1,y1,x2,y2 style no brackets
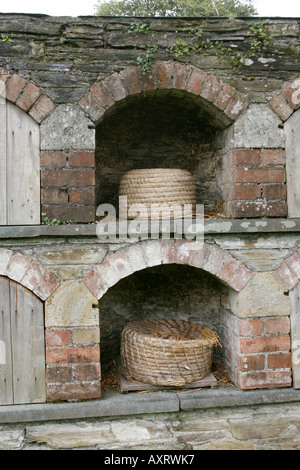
0,101,40,225
0,277,46,405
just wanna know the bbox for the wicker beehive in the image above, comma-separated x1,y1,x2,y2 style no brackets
119,168,197,219
121,319,220,387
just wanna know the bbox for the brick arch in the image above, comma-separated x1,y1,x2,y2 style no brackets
269,77,300,122
78,61,249,124
0,248,61,301
81,239,253,300
0,68,55,124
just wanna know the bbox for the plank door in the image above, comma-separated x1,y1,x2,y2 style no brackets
0,277,46,405
290,282,300,389
0,101,40,225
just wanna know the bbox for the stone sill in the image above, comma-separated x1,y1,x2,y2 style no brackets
0,218,299,239
1,387,300,424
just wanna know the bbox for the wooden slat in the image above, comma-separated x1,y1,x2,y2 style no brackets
290,282,300,389
0,276,13,405
10,281,46,404
6,102,40,225
0,93,7,225
285,110,300,218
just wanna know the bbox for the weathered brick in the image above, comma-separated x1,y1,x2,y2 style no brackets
91,81,115,110
5,73,27,102
47,382,101,402
16,82,42,111
42,205,95,224
120,66,142,95
46,329,72,346
46,365,73,383
41,169,95,187
200,74,223,102
234,167,286,184
285,252,300,278
269,94,293,121
41,151,67,169
69,189,95,204
267,352,292,369
74,363,101,381
229,264,253,291
173,62,191,90
275,261,299,290
81,270,108,299
232,149,260,166
186,68,207,95
73,327,100,345
281,81,300,110
235,184,262,201
239,370,292,389
217,254,240,283
155,61,173,89
42,187,69,205
103,72,127,102
78,92,105,122
34,271,61,300
0,248,13,275
161,239,176,264
21,261,47,291
261,184,286,201
239,319,265,337
240,335,291,354
261,149,285,166
224,94,248,119
46,344,100,364
265,317,291,335
214,82,236,110
69,151,95,168
238,353,265,371
29,94,55,123
5,252,32,282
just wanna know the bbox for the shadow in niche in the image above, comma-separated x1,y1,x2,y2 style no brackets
99,264,234,391
95,89,231,217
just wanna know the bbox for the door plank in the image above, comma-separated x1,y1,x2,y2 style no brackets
0,277,13,405
290,282,300,388
6,102,40,225
10,281,46,404
0,95,7,225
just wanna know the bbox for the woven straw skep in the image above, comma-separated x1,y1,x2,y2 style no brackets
119,169,197,219
121,319,220,387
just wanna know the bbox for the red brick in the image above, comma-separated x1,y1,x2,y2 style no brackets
16,82,42,111
228,264,253,291
41,187,69,205
69,151,95,168
286,252,300,278
69,189,95,204
46,365,73,383
240,335,291,354
91,81,115,110
42,205,95,224
40,151,67,168
269,94,293,121
161,240,176,264
232,149,260,166
239,319,264,337
78,92,105,122
186,68,207,95
47,382,101,402
41,169,95,187
265,317,290,335
21,261,46,291
34,271,61,300
261,184,286,201
82,270,108,299
173,62,191,90
155,61,172,89
5,74,27,102
217,254,240,282
200,74,223,102
225,95,248,119
120,66,142,95
267,352,292,369
103,72,127,102
46,345,100,365
214,82,236,110
239,370,292,389
75,363,101,381
46,329,72,347
235,184,262,200
234,167,286,184
141,66,156,91
29,94,55,123
281,81,300,110
275,262,299,290
238,354,265,371
261,149,285,166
